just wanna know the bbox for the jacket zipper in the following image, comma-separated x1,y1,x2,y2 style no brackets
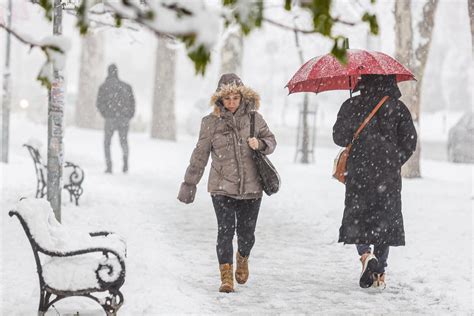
231,115,245,195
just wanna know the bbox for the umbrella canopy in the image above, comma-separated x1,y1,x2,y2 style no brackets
286,49,415,95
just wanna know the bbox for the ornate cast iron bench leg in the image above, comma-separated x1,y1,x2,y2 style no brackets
23,145,47,199
102,290,124,316
69,185,83,206
25,145,85,205
35,176,45,199
64,184,82,206
64,162,84,206
38,290,53,316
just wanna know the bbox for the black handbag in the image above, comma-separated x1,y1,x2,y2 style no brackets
250,111,281,196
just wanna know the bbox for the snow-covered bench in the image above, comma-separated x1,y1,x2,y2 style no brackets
9,198,126,316
23,144,85,205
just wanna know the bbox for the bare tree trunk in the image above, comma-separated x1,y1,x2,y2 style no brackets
219,24,243,75
151,37,176,140
1,0,12,163
395,0,418,177
75,31,104,129
294,29,310,164
300,94,310,164
469,0,474,54
47,0,64,221
395,0,438,178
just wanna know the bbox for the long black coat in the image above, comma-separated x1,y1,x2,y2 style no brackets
96,75,135,120
333,75,417,246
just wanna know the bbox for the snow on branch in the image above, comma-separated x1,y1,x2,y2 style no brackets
0,23,71,87
263,17,316,34
0,23,65,52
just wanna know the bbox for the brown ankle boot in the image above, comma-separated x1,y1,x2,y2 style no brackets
359,252,377,288
219,263,234,293
372,272,386,289
235,252,249,284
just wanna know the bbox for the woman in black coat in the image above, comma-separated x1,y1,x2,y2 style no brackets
333,74,417,288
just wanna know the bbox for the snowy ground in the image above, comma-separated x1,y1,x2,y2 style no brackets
1,117,472,315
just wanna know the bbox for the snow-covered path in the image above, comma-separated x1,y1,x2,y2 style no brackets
1,118,472,315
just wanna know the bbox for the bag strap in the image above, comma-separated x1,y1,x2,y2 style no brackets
250,111,256,138
352,95,389,143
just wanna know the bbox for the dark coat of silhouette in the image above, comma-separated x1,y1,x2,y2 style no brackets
97,65,135,120
333,75,417,246
96,64,135,173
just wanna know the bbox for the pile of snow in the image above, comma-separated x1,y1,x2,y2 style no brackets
14,198,126,291
42,251,123,291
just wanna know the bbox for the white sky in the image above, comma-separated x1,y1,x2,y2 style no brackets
0,0,471,127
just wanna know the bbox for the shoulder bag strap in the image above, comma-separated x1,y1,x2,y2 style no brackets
250,111,256,138
351,95,389,143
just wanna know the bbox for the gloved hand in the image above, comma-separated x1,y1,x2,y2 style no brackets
177,182,196,204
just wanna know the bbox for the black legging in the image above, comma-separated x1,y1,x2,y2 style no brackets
211,195,262,264
104,118,129,170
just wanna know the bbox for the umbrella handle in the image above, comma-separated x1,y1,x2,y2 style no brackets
349,75,353,98
346,38,352,97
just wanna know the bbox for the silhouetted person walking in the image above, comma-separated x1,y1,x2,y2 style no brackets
333,74,417,289
97,64,135,173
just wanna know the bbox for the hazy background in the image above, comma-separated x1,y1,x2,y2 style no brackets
0,0,471,136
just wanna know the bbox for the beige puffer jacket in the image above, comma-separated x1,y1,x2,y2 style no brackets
178,81,276,203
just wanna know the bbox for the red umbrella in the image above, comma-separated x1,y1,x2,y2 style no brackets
286,49,415,95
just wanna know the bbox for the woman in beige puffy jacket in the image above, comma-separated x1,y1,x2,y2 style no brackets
178,73,276,293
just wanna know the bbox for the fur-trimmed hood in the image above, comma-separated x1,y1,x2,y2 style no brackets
210,73,260,117
210,84,260,116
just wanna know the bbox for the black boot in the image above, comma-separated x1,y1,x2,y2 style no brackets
105,165,112,174
122,157,128,173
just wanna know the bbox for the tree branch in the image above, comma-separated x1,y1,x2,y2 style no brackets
263,17,316,34
333,16,357,26
0,23,63,52
63,9,140,32
263,16,356,34
103,1,179,40
161,3,193,16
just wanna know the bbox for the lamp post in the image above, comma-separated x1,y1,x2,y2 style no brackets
1,0,12,163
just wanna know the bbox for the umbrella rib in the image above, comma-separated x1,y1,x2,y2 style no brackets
306,55,325,82
315,78,321,94
362,51,388,75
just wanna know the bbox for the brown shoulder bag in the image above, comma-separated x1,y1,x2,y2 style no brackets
333,96,389,184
